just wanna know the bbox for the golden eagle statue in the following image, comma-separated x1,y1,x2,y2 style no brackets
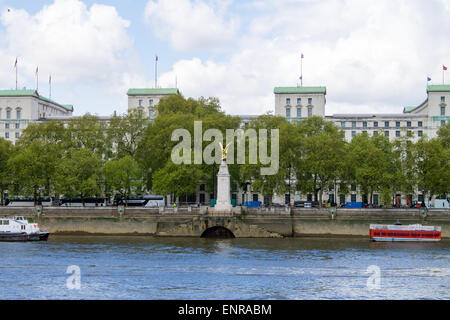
219,142,232,161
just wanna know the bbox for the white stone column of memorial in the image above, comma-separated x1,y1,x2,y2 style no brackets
213,143,233,215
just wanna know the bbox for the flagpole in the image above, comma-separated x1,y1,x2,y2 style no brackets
155,55,158,88
36,67,39,92
15,58,18,90
300,55,303,87
49,75,52,100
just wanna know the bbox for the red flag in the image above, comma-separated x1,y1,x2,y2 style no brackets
301,53,304,59
14,57,17,68
444,65,448,71
156,55,158,61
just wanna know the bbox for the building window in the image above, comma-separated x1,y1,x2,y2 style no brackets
441,120,446,127
351,194,357,202
385,131,389,137
5,123,9,129
5,132,9,139
297,98,301,105
16,110,21,119
341,121,345,128
286,108,291,118
351,131,356,137
418,121,422,127
418,130,423,137
396,131,400,137
362,130,367,134
385,121,389,127
308,107,312,117
396,121,400,127
138,99,142,107
286,98,291,105
15,132,19,139
149,99,154,106
308,98,312,105
15,123,19,129
352,121,356,128
407,121,411,127
441,96,445,103
200,184,205,192
297,107,301,118
373,131,378,136
363,121,367,128
6,109,11,119
441,106,445,116
374,121,378,127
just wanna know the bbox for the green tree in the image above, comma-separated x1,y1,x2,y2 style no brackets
241,114,294,206
152,161,206,204
295,116,347,206
55,149,102,204
8,141,56,202
0,138,13,205
105,156,143,202
347,132,395,205
107,109,148,159
415,137,450,201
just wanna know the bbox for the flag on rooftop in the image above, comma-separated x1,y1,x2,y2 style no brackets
427,77,431,81
14,57,17,68
444,65,448,71
301,53,304,59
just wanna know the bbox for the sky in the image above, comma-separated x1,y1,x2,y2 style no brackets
0,0,449,116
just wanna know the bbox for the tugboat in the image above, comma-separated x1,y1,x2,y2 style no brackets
370,223,441,242
0,216,50,242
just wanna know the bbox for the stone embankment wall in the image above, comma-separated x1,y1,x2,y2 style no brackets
0,206,449,238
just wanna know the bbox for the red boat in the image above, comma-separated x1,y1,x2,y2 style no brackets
370,224,441,242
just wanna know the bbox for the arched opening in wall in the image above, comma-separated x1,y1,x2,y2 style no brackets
201,226,235,239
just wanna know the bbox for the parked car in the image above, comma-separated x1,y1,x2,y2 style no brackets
271,203,285,207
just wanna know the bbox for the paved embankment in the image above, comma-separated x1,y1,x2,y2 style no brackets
0,206,449,238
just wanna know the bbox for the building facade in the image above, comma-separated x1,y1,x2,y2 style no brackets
275,84,449,142
127,88,179,120
0,89,73,144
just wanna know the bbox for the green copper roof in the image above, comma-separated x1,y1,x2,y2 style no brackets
403,106,416,112
0,89,37,96
274,86,326,94
0,89,73,112
127,88,179,95
427,85,450,92
403,98,428,114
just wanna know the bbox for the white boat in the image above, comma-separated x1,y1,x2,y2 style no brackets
0,216,50,242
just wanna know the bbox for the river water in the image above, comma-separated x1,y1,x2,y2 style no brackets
0,236,448,300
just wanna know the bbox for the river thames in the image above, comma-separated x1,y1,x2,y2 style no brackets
0,236,448,300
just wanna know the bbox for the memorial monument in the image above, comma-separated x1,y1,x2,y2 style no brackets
213,143,233,215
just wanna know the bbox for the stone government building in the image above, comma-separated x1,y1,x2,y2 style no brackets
1,83,448,206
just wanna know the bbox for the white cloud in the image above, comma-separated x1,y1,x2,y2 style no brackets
158,0,450,115
144,0,239,51
0,0,138,94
